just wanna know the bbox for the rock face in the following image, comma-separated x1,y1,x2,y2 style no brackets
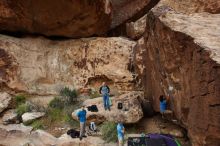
72,92,144,124
0,92,12,113
162,0,220,14
142,0,220,145
2,109,18,125
0,35,137,95
110,0,151,28
126,14,147,40
0,124,116,146
0,0,111,38
22,112,45,123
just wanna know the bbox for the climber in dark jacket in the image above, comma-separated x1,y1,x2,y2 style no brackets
99,82,110,111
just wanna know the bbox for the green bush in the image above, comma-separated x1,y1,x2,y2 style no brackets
30,120,44,130
49,97,64,109
47,107,64,121
60,87,78,104
15,95,26,106
101,122,118,142
16,103,30,116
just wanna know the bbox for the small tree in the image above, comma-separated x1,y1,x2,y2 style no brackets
101,122,118,142
48,97,64,109
15,95,26,106
60,87,78,105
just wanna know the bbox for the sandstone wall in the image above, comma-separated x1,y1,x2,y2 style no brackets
143,2,220,146
0,0,111,38
0,35,136,95
163,0,220,14
110,0,151,28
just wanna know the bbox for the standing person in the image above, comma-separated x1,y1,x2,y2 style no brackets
117,122,125,146
76,106,87,140
99,82,111,111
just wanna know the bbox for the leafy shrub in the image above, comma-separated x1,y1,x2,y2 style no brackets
47,107,64,121
101,122,118,142
16,103,30,116
30,120,44,130
15,95,26,106
60,87,78,104
49,97,64,109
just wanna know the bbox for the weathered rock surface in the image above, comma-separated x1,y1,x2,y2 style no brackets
0,92,12,113
0,35,137,95
143,1,220,145
2,109,18,125
22,112,45,123
57,134,116,146
110,0,151,28
126,14,147,40
0,124,33,146
0,124,116,146
0,0,111,38
72,91,144,124
162,0,220,14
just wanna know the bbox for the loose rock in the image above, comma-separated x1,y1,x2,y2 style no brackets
2,109,18,125
22,112,45,123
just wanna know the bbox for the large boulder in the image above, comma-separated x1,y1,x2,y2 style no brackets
22,112,45,123
2,109,18,125
0,35,137,95
0,124,116,146
72,91,144,124
110,0,153,28
57,134,116,146
0,92,12,113
162,0,220,14
142,0,220,145
126,14,147,40
0,0,111,38
0,124,33,146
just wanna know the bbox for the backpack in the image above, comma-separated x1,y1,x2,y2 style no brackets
118,102,123,109
128,137,167,146
109,97,112,106
67,129,80,138
87,105,98,112
89,122,97,132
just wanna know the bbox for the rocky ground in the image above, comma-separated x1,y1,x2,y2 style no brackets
0,91,190,146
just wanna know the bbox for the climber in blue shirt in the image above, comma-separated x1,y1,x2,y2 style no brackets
159,95,167,118
76,106,87,140
99,82,111,111
117,122,125,146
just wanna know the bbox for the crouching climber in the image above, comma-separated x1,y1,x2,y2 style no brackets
76,105,87,140
159,95,173,119
99,82,111,111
